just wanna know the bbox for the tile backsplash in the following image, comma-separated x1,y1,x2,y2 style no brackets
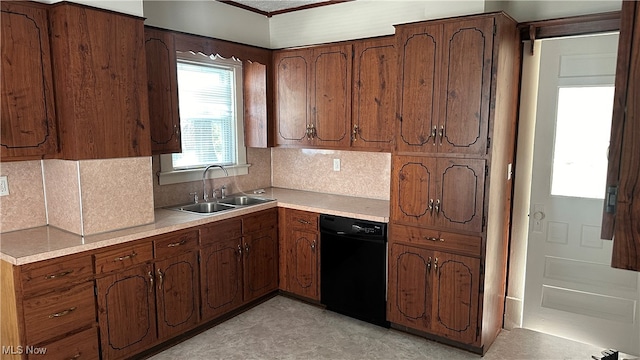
1,146,389,235
271,148,391,200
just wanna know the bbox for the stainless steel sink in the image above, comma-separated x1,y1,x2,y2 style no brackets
168,194,274,215
218,195,274,206
171,202,236,214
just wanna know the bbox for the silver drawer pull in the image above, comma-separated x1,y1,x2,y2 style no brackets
297,219,311,225
167,240,186,247
114,251,137,262
49,306,77,318
424,236,445,242
66,353,82,360
45,270,73,279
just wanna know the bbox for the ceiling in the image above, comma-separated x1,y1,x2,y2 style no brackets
218,0,351,17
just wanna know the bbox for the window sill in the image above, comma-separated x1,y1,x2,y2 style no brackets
157,164,250,185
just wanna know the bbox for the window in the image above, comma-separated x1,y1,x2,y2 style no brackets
158,53,247,185
551,85,614,199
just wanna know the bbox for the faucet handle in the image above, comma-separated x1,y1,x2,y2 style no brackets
221,185,227,199
211,188,218,200
189,192,199,203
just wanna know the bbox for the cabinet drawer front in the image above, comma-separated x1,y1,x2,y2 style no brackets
390,225,481,257
154,229,199,259
23,283,96,345
243,208,277,234
200,218,242,246
94,243,153,274
20,255,93,296
28,326,100,360
286,209,318,231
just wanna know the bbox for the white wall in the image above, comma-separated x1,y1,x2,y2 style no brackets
36,0,144,16
269,0,485,48
142,1,271,48
485,0,621,23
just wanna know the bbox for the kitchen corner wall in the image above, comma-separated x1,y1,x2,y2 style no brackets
0,161,48,233
271,148,391,201
0,157,154,236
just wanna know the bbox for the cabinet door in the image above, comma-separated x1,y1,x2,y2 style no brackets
243,228,278,302
396,24,442,153
200,238,243,320
49,3,151,159
96,263,157,360
352,37,396,151
1,2,58,160
145,27,181,155
285,228,319,300
435,158,485,233
155,252,199,340
391,155,437,227
439,18,493,155
274,50,311,146
431,252,480,345
387,243,432,332
311,44,352,148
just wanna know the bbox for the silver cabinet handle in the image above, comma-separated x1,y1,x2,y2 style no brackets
167,240,186,247
297,218,311,225
432,126,437,145
439,125,444,145
428,199,434,213
66,353,82,360
45,270,73,279
49,306,77,318
434,257,438,272
434,199,440,213
427,257,432,272
148,271,154,292
311,240,316,251
157,268,164,290
237,244,242,256
114,251,137,262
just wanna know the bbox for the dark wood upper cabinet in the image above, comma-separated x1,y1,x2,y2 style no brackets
48,3,151,160
396,17,493,155
352,36,397,151
274,50,311,146
274,44,352,149
1,1,58,161
603,0,640,271
145,27,181,155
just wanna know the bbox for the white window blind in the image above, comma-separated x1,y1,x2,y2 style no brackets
172,59,237,169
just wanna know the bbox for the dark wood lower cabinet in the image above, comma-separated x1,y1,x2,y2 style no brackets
387,243,480,345
155,252,200,340
200,237,244,321
96,263,157,360
243,227,278,302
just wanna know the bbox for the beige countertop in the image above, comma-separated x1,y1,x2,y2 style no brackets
0,187,389,266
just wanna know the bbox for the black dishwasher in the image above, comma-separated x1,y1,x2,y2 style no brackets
320,214,389,328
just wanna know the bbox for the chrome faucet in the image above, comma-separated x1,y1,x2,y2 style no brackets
202,165,228,202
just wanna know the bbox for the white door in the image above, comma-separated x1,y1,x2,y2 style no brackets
523,33,640,355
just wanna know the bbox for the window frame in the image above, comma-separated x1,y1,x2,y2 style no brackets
158,52,248,185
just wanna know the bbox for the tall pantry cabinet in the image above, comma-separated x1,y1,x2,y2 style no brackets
387,13,520,354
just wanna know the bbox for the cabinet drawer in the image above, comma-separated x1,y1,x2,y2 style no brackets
243,208,277,234
390,225,481,257
286,209,318,231
200,218,242,246
94,242,153,274
23,282,96,345
20,254,93,296
154,229,199,259
28,326,100,360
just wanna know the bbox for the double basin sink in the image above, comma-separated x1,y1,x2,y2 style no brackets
169,195,275,215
